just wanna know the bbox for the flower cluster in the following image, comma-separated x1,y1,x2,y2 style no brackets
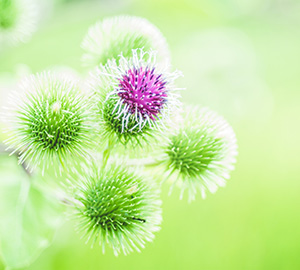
3,15,237,256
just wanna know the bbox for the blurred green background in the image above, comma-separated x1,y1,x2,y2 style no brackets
1,0,300,269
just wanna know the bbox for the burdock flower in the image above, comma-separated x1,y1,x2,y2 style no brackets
89,49,182,147
159,106,238,202
5,72,93,173
0,0,38,47
81,15,170,68
72,161,162,256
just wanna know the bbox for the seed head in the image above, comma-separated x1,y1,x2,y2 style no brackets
72,162,162,256
81,15,170,68
160,106,238,202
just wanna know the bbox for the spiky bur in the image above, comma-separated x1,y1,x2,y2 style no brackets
158,106,238,202
5,72,93,173
0,0,38,47
81,15,170,68
72,162,162,256
88,49,182,148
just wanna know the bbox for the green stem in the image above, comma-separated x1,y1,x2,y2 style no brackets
15,177,31,263
102,138,114,169
125,158,161,167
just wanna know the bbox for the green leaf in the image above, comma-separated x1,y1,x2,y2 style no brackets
0,155,62,269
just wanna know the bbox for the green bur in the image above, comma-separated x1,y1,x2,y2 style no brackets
74,163,162,255
167,130,225,178
161,106,237,201
97,34,153,66
10,73,92,171
24,98,82,152
81,16,170,68
0,0,18,29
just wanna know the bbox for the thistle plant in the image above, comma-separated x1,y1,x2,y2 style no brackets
88,49,181,147
72,161,162,255
1,13,238,268
0,0,38,47
158,106,238,202
81,15,170,68
5,72,93,173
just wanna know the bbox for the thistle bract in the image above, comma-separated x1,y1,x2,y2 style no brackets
5,72,92,172
81,15,170,67
160,106,237,202
89,49,181,147
73,162,162,255
0,0,38,47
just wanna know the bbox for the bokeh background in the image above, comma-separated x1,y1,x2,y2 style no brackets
1,0,300,269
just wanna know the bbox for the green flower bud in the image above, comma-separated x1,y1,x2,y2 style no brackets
5,72,93,173
159,106,238,202
72,161,162,255
81,15,170,68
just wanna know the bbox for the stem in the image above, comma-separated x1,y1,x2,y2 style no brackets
102,138,114,168
15,177,31,261
125,158,161,167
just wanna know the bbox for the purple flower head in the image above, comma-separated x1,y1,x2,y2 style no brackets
92,49,182,134
118,66,167,121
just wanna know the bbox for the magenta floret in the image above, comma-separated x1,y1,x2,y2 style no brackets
118,67,167,120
